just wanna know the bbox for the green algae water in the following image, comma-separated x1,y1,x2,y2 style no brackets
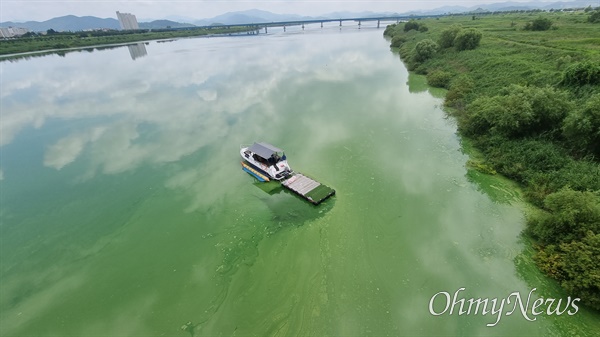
1,27,599,336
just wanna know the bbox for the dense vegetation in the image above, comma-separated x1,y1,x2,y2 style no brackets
385,10,600,309
0,26,254,55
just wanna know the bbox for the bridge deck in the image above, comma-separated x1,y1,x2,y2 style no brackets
170,15,426,32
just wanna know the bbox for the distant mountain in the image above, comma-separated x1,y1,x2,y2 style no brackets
192,1,597,25
139,20,195,29
193,9,313,26
0,15,197,32
162,15,197,23
483,0,596,11
0,15,120,32
323,11,397,19
403,0,596,15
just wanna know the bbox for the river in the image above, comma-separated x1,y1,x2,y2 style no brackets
1,25,598,336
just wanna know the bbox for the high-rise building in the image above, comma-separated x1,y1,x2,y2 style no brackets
116,11,139,30
0,26,29,38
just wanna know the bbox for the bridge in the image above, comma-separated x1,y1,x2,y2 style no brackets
170,14,445,33
231,16,415,32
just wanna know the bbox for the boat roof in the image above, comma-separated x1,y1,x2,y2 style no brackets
248,142,284,159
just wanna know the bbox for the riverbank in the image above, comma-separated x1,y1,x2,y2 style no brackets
384,10,600,310
0,26,254,56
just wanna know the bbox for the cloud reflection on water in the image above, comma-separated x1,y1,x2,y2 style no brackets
2,31,393,192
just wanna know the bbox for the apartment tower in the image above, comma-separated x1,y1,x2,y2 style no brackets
116,11,139,30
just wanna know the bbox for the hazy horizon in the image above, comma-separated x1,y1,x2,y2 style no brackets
1,0,570,23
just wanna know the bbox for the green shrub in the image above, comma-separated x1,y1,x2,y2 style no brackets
556,55,572,70
413,39,438,62
466,159,497,175
462,85,571,138
529,188,600,311
563,93,600,157
534,232,600,310
439,24,462,48
527,187,600,245
557,231,600,310
526,159,600,204
525,16,554,31
588,10,600,23
482,138,570,184
445,75,474,109
390,35,406,48
426,70,453,88
383,23,397,36
454,28,483,51
404,20,421,32
560,61,600,86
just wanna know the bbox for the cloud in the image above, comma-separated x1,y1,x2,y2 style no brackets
197,89,217,101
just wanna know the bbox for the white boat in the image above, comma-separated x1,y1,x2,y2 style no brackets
240,142,293,181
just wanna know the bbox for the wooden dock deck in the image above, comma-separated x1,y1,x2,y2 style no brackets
281,173,335,205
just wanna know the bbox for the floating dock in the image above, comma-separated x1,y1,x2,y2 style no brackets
241,162,335,205
281,173,335,205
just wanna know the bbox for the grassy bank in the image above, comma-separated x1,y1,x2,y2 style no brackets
384,10,600,309
0,26,254,56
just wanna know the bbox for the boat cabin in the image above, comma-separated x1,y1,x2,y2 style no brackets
244,142,287,166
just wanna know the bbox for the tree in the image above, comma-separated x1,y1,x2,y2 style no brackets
563,93,600,157
454,28,482,51
383,23,397,36
426,70,453,88
589,10,600,23
558,231,600,310
527,188,600,245
413,39,438,62
390,35,406,48
404,20,420,32
438,24,462,48
560,61,600,86
463,85,571,138
445,74,474,109
525,16,553,31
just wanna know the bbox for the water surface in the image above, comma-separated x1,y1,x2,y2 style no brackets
1,26,598,336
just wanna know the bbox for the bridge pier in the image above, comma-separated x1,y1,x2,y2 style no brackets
283,25,286,32
358,20,361,29
264,26,267,33
302,23,304,30
321,21,323,28
377,20,380,28
339,20,342,27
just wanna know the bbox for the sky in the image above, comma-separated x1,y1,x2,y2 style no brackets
1,0,561,22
